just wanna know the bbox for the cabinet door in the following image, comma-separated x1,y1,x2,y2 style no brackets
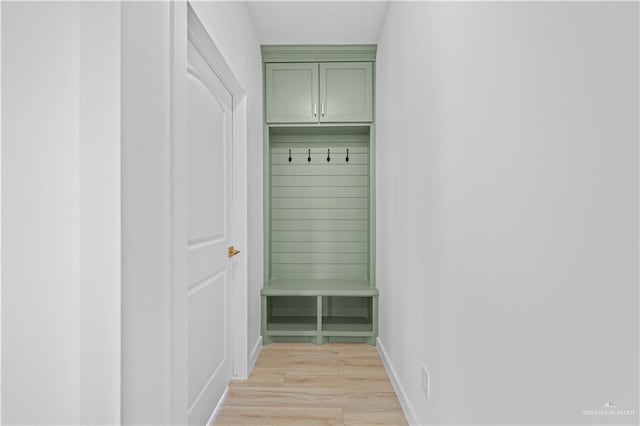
320,62,373,123
266,63,319,123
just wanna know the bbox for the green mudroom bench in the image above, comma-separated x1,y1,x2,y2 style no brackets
261,45,378,345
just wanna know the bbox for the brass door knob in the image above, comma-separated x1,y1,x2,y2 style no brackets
228,246,240,257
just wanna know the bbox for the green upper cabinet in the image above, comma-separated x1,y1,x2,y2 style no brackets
266,63,319,123
320,62,373,123
265,62,373,124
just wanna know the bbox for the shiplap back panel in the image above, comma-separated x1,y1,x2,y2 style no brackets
270,132,369,281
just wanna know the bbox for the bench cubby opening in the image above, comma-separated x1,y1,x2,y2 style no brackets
266,296,317,332
321,296,373,333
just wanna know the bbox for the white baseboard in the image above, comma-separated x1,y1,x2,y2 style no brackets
205,385,228,426
249,335,262,373
377,337,419,426
206,338,261,425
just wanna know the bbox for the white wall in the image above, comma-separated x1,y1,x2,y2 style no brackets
2,4,80,423
247,1,388,45
1,2,121,424
376,2,639,425
189,1,264,364
79,3,121,424
120,2,173,424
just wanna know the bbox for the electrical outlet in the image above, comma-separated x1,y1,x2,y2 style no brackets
421,365,430,399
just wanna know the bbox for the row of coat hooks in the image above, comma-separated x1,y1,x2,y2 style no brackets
288,148,350,163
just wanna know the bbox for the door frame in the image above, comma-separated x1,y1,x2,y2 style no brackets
169,2,249,423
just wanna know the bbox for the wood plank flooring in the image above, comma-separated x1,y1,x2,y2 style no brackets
212,343,407,426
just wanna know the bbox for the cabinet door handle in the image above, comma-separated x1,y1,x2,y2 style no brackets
313,103,317,117
321,102,325,116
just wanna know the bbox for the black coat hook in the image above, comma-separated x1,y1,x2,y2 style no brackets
308,149,311,162
288,148,292,163
327,148,331,162
345,148,349,162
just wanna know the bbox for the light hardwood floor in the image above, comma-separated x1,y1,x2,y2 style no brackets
212,343,408,426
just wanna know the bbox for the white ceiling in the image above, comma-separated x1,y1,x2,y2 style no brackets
247,1,390,45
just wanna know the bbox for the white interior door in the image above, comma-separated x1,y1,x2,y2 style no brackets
186,39,234,425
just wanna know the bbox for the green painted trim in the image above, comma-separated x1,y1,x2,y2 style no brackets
265,330,321,337
369,124,376,287
266,336,315,343
317,296,323,332
267,122,373,128
261,296,270,344
372,295,379,340
263,124,271,285
262,288,378,297
369,60,376,287
320,330,374,337
261,44,377,63
264,335,371,343
265,279,378,294
270,125,370,136
264,329,374,338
